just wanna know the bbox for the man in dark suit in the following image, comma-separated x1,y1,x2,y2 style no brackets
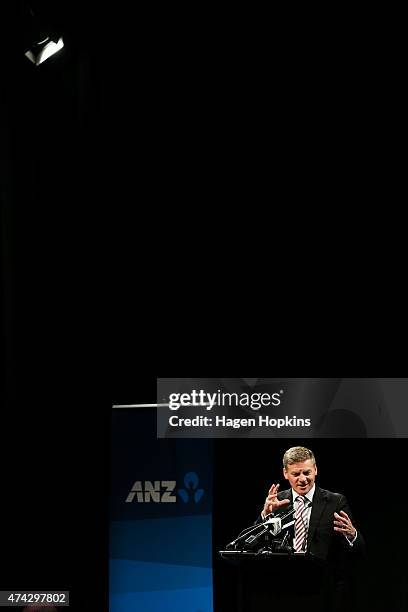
258,446,365,610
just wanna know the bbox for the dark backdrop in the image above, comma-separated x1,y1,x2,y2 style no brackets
213,438,408,612
1,3,405,611
1,2,110,609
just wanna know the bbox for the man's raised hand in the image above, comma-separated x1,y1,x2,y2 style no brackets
333,511,356,539
262,483,290,518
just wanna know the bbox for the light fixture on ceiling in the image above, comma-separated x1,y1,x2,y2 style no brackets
23,3,64,66
25,35,64,66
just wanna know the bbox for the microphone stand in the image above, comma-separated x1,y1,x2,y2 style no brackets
226,522,271,550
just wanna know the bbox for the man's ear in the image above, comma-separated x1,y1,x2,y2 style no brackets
314,464,318,476
283,467,288,481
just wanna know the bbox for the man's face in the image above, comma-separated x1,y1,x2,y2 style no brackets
283,459,317,495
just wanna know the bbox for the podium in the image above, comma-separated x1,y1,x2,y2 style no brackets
218,550,329,612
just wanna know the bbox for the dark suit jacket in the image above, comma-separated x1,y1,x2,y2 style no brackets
258,486,365,562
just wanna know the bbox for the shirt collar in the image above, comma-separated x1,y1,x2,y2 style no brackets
292,483,316,503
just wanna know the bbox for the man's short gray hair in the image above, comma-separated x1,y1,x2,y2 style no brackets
283,446,316,469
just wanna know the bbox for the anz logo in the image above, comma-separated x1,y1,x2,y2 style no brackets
125,472,204,504
125,480,176,503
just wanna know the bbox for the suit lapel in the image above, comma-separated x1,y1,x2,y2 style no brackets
276,488,293,522
308,486,327,546
280,488,292,503
278,489,293,510
275,488,292,515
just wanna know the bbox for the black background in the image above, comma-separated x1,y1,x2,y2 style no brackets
2,3,120,608
1,2,405,611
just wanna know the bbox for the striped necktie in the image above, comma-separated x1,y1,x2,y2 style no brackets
294,496,307,552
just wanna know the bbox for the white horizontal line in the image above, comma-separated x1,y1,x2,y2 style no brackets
112,403,210,409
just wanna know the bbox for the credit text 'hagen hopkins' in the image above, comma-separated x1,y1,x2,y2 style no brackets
215,416,311,429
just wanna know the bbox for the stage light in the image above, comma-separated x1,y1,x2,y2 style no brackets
24,35,64,66
22,3,64,66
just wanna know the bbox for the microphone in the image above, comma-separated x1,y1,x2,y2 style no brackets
279,530,290,550
264,516,282,536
